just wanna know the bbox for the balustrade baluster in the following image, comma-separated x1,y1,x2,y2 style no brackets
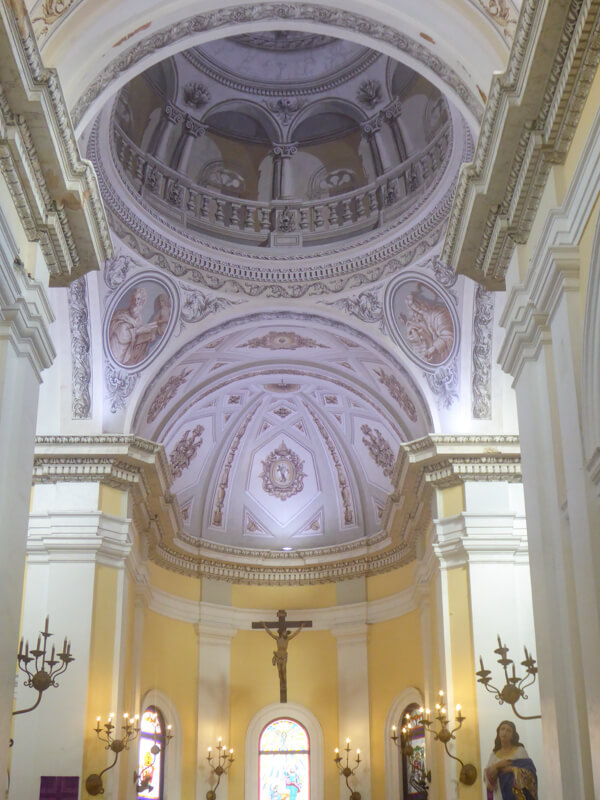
260,207,271,232
244,207,254,231
230,203,240,227
313,207,324,228
342,199,353,224
299,208,309,230
199,195,210,218
215,199,226,224
328,201,339,227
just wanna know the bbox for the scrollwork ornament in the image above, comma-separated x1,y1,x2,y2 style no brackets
180,289,240,323
425,360,459,409
105,363,139,413
472,285,494,419
104,253,136,290
328,289,386,332
68,276,92,419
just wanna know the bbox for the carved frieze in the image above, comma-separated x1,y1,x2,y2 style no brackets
68,276,92,419
472,285,494,419
361,424,395,478
147,369,192,424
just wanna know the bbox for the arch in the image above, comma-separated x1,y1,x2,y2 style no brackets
68,7,487,135
246,703,324,800
384,687,424,800
290,98,366,144
139,689,182,798
202,99,283,144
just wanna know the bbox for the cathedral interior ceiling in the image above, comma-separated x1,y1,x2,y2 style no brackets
18,0,516,579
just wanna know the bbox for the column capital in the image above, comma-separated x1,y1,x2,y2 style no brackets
184,116,208,137
271,142,298,158
360,112,384,136
164,103,184,125
432,510,529,569
384,97,402,119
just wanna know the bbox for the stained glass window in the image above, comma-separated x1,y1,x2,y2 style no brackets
136,706,166,800
401,704,428,800
259,718,310,800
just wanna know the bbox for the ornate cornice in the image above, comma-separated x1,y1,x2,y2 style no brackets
31,434,521,584
442,0,600,289
71,3,483,130
0,2,112,284
0,245,55,378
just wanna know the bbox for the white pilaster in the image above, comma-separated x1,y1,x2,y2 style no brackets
196,605,236,800
9,483,132,800
0,227,54,796
331,622,371,800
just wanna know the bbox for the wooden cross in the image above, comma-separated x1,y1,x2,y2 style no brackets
252,609,313,702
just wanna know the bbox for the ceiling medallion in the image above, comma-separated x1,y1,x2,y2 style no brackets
260,441,307,500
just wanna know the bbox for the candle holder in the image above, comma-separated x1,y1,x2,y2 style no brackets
134,714,173,794
391,712,431,796
206,738,234,800
13,616,75,716
476,635,541,720
334,739,361,800
86,713,140,795
421,694,477,786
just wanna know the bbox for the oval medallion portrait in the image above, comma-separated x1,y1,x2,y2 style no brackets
385,276,459,369
105,276,177,371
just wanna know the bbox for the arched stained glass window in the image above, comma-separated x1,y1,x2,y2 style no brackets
259,718,310,800
136,706,166,799
401,704,428,800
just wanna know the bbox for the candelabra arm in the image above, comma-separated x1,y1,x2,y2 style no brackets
344,772,361,800
98,749,120,780
442,740,465,769
12,690,43,716
509,704,541,721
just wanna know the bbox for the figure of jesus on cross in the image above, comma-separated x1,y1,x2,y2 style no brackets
252,610,312,703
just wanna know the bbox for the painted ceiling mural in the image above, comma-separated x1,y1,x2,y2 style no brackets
53,13,510,579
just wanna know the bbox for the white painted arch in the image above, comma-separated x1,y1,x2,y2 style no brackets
245,702,324,800
384,686,424,800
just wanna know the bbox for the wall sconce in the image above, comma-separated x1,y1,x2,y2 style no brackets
85,713,140,795
391,713,431,795
206,737,234,800
13,616,74,716
334,738,361,800
476,635,541,720
421,693,477,786
134,716,173,794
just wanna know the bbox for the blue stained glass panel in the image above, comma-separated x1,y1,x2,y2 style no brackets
259,753,309,800
259,719,310,800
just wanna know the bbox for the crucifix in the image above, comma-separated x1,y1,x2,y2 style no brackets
252,609,312,702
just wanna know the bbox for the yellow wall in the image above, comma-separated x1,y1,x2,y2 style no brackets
140,609,199,797
148,561,202,601
229,628,339,798
367,564,415,600
446,566,481,799
368,611,424,798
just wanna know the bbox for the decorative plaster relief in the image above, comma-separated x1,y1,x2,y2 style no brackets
472,284,494,419
293,510,324,537
147,369,192,424
240,332,328,350
212,407,258,526
259,441,307,501
306,405,355,525
357,79,382,108
425,362,459,409
68,276,92,419
183,81,211,108
328,288,386,332
104,252,136,290
105,362,138,413
360,424,395,478
169,424,204,478
474,0,517,39
373,368,418,423
181,288,240,323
